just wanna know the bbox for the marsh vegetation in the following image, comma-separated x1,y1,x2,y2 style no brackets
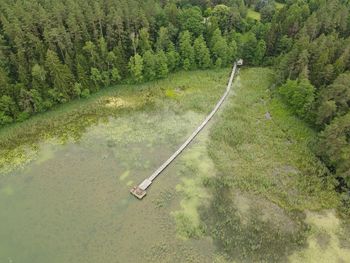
200,68,349,262
0,69,230,262
1,0,350,262
2,67,349,263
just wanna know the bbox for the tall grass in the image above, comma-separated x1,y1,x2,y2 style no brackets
201,67,341,262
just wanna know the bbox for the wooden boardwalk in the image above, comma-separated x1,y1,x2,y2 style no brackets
131,62,239,199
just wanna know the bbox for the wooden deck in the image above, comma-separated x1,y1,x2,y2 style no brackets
130,62,239,200
130,186,146,199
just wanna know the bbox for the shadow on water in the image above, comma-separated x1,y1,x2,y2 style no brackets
200,182,309,263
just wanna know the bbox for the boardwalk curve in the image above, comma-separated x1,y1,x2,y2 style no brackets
131,62,239,199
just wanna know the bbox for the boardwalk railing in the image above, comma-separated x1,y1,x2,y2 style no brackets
131,62,239,199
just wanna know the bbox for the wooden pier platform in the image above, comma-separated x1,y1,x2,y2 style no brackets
130,62,240,200
130,186,146,199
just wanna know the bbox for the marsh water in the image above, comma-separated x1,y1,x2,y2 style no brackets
0,107,219,262
0,70,349,263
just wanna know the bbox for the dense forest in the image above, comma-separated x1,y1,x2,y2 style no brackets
0,0,349,211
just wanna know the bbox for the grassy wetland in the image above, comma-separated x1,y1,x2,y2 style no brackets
0,68,349,263
202,68,350,262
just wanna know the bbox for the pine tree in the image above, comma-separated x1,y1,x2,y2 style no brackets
212,35,229,67
128,54,143,83
279,78,315,120
318,112,350,186
107,51,117,72
31,64,47,92
316,72,350,125
211,4,231,32
143,51,156,81
194,35,211,69
0,95,16,124
0,66,10,95
155,27,170,52
254,40,266,65
229,39,238,63
166,42,180,72
178,6,204,36
76,62,90,90
83,41,97,67
155,50,168,79
179,31,195,70
138,28,151,54
45,50,75,102
90,67,103,89
241,32,258,65
98,37,108,70
111,67,121,84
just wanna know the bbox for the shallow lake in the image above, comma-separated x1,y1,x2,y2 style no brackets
0,100,220,263
0,69,349,263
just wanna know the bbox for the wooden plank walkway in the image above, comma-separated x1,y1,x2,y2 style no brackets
131,62,239,199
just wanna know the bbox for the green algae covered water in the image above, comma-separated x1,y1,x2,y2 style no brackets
0,70,228,263
0,112,214,263
0,69,349,263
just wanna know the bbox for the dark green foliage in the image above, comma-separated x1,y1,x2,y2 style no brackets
239,32,258,65
128,54,144,83
178,6,204,36
194,35,211,69
0,95,16,124
138,28,152,54
155,50,169,79
143,49,169,80
318,113,350,187
45,50,75,102
90,68,103,89
254,39,267,65
210,29,229,67
316,73,350,125
155,27,171,52
179,31,195,70
81,88,90,99
0,0,272,127
166,42,180,71
269,0,350,202
211,4,233,32
279,78,315,120
260,3,276,23
143,51,157,81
